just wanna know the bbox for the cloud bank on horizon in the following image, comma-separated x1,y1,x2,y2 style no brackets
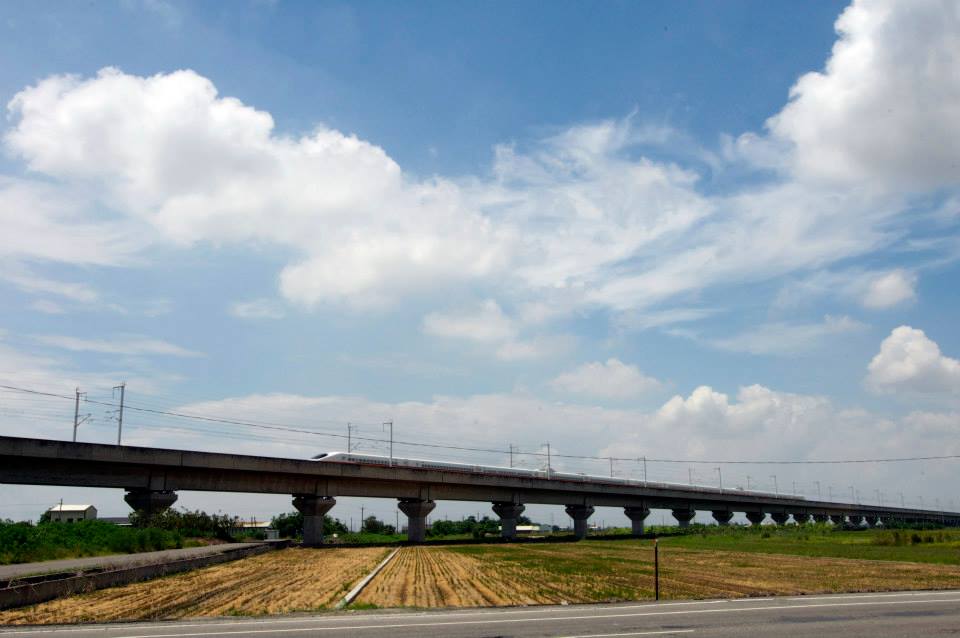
0,0,958,517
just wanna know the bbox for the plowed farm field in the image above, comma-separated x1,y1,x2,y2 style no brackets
357,541,960,608
0,547,388,625
3,540,959,624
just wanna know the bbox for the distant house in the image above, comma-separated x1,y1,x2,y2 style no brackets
47,504,97,523
228,520,279,540
100,516,131,526
500,524,548,535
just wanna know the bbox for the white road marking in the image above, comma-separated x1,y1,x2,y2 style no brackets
1,590,956,636
29,596,959,638
0,600,736,635
558,631,695,637
784,590,956,602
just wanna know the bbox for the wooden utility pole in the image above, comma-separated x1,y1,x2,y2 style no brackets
654,538,660,601
113,382,126,445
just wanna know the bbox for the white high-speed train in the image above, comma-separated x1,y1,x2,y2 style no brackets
312,451,801,500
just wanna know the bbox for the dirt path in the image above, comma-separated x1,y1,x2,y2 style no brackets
0,547,388,625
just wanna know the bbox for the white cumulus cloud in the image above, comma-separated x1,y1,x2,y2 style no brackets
765,0,960,190
3,0,959,332
550,358,662,400
5,68,506,309
423,300,571,361
866,326,960,398
422,300,517,343
862,269,917,309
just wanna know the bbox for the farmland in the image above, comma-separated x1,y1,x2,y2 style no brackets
655,526,960,565
2,531,959,625
0,547,387,625
356,540,960,608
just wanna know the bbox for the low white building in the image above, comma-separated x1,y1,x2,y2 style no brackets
228,520,280,540
47,504,97,523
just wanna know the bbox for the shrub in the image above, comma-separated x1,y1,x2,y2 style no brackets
0,520,181,565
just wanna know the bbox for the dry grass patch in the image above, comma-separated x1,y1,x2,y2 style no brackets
357,542,960,608
0,547,388,625
355,546,546,607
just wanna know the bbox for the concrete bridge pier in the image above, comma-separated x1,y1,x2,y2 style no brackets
847,514,864,527
565,504,595,539
792,512,811,525
711,510,734,526
492,502,525,540
864,515,879,527
812,514,829,524
672,508,696,528
398,498,436,543
292,495,336,546
829,514,845,526
770,512,790,526
745,511,766,526
624,506,651,536
124,488,178,522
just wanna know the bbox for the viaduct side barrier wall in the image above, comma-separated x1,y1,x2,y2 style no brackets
0,436,957,524
0,541,287,611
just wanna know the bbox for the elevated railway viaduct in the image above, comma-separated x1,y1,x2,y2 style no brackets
2,436,957,544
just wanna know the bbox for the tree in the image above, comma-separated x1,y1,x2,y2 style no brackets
139,509,238,540
271,511,303,539
325,516,348,535
361,516,396,535
271,511,348,539
426,515,500,538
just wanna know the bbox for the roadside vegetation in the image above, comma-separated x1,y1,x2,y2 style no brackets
0,520,184,565
0,509,276,565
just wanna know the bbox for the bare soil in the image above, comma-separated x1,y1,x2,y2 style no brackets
4,541,958,624
0,547,387,625
356,542,960,607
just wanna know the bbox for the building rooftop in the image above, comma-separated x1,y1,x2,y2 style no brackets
47,504,95,512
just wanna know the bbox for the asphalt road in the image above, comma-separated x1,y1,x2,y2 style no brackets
0,544,264,581
2,590,958,637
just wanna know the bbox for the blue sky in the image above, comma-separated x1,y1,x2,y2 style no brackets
1,0,958,527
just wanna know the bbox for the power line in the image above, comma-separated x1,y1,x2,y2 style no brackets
1,382,959,466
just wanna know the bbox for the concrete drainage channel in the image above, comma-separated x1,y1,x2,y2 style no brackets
337,547,401,609
0,541,290,611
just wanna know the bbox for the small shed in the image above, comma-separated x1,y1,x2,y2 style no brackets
47,504,97,523
228,520,280,540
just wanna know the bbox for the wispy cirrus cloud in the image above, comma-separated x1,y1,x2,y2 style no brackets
229,299,285,320
32,334,201,358
704,315,866,356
